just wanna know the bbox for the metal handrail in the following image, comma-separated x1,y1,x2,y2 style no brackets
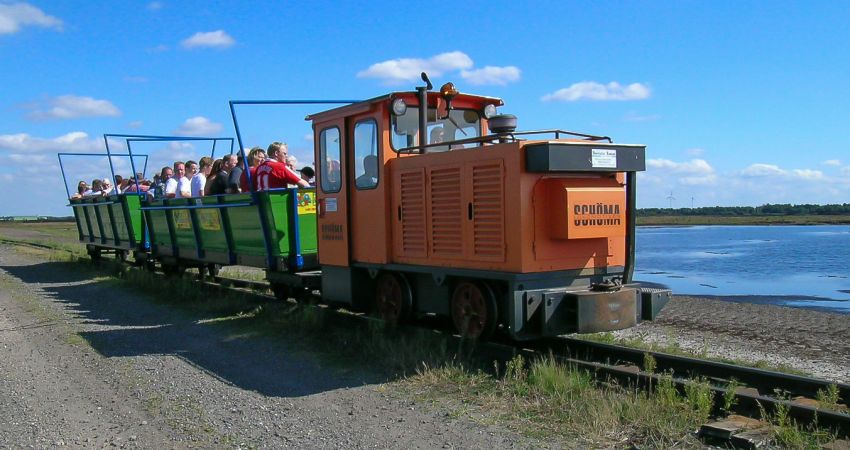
396,128,613,154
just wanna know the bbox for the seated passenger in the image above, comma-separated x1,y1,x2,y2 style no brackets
85,179,103,197
226,153,244,194
71,181,88,199
240,147,266,192
165,161,191,198
299,166,315,185
191,157,212,197
255,142,309,190
153,166,173,199
209,155,236,195
100,178,114,196
355,154,378,188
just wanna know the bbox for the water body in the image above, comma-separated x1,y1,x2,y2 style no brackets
634,225,850,312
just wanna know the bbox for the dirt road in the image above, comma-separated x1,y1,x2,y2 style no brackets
0,245,533,448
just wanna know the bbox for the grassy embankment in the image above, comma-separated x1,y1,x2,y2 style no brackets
0,223,840,448
637,215,850,226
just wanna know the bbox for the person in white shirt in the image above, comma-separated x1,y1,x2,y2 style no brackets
191,157,212,197
165,161,191,198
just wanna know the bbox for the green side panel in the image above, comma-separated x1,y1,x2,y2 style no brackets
71,201,90,242
225,193,266,256
295,189,319,256
170,198,197,257
89,202,104,242
197,197,228,253
124,194,144,247
146,199,173,255
97,200,115,243
265,191,291,257
110,199,130,244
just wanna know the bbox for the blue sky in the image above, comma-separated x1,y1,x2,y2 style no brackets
1,1,849,216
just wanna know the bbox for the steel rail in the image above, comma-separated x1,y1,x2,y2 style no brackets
540,336,850,406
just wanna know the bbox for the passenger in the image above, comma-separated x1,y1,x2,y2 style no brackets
204,159,223,196
255,142,309,190
186,160,198,179
114,175,124,190
209,155,235,195
226,153,244,194
240,147,266,192
71,181,87,199
191,156,212,197
299,166,315,185
152,166,173,199
355,155,378,188
118,177,131,194
101,178,115,196
165,161,191,198
85,179,103,197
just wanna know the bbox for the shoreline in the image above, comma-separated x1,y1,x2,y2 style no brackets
637,215,850,226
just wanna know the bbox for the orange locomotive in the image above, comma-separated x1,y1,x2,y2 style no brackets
307,74,669,340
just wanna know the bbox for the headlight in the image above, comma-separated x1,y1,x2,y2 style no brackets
483,104,497,119
392,98,407,116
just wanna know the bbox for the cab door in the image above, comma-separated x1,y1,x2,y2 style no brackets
315,121,349,267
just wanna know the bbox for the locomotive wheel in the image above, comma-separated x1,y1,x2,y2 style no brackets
374,272,412,325
451,281,497,339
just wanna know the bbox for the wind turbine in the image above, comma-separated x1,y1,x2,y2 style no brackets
667,191,676,208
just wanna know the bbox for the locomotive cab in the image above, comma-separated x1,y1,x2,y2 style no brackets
306,75,668,340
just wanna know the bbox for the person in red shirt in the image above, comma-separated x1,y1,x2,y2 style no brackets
240,147,266,192
255,142,309,190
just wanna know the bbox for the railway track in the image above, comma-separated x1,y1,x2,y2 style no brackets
3,238,849,446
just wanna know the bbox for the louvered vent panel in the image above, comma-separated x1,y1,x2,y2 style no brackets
429,167,463,256
400,170,427,257
472,162,505,260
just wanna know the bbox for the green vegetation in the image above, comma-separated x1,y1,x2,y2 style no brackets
638,203,850,225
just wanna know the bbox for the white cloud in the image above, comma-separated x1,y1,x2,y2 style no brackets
791,169,824,180
181,30,235,49
26,95,121,121
647,158,716,185
739,163,786,177
460,66,521,86
173,116,222,136
128,120,143,129
357,51,473,84
686,148,704,157
0,2,62,34
0,131,102,153
304,133,314,142
147,2,163,11
542,81,651,102
823,159,841,166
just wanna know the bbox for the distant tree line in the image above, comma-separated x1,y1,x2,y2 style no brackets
638,204,850,217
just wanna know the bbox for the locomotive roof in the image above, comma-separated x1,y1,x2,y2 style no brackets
304,91,504,122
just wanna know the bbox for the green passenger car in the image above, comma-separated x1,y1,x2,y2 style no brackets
69,194,145,259
142,189,318,273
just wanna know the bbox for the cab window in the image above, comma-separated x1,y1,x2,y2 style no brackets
353,119,379,190
391,108,481,152
319,127,341,193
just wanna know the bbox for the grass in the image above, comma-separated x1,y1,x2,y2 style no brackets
637,214,850,226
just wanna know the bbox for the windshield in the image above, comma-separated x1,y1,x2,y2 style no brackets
391,108,481,152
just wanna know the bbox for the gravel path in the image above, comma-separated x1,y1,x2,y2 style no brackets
0,245,536,449
614,295,850,383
